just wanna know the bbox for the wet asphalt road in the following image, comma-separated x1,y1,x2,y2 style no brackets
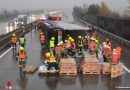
0,13,130,90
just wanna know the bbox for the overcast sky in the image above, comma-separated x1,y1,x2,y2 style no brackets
0,0,129,14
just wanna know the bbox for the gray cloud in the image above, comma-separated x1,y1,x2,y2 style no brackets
0,0,128,14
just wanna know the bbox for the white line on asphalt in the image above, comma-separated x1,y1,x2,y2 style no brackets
0,31,32,58
122,65,130,74
0,47,12,58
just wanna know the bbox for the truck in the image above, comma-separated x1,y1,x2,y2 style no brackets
16,15,27,26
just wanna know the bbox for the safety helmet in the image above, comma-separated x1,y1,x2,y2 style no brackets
103,42,106,45
78,36,82,39
57,43,60,46
59,41,63,45
20,47,24,51
85,36,88,38
45,52,51,59
71,39,74,42
69,37,72,40
113,49,117,53
12,34,16,36
106,38,110,42
40,32,44,34
51,37,55,41
65,40,67,42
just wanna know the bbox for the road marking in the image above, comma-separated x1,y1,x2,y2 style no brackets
0,47,12,58
122,64,130,74
0,30,32,58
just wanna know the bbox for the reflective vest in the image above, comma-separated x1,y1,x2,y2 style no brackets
95,40,99,46
40,35,45,41
78,40,83,46
50,40,55,48
19,38,25,44
112,53,119,63
11,36,17,43
90,41,95,49
18,51,26,60
49,56,56,63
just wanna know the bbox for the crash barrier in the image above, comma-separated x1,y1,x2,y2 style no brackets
74,16,130,47
0,21,35,51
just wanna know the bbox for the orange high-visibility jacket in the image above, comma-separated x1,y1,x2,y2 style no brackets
49,56,56,63
40,34,45,41
90,41,95,49
11,36,17,43
66,40,71,47
112,53,119,63
18,51,26,60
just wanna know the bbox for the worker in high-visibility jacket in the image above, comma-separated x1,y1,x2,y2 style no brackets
102,42,108,62
60,40,65,58
66,37,72,55
47,55,59,71
83,36,88,51
89,36,96,54
39,32,46,47
78,35,83,54
106,38,111,48
19,36,26,48
17,47,27,68
111,49,119,64
49,37,55,56
95,39,99,58
71,39,76,57
11,34,17,48
55,44,61,62
116,46,122,59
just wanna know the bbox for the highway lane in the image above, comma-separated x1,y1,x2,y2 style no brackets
0,27,130,90
0,11,130,90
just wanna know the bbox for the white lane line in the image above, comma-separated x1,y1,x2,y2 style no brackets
122,64,130,74
0,47,12,58
98,50,130,74
0,30,32,58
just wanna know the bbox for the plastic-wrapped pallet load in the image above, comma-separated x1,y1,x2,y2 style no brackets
102,62,110,74
81,57,100,75
111,63,123,78
59,58,77,75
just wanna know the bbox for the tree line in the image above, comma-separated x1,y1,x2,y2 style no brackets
0,10,19,22
73,2,121,19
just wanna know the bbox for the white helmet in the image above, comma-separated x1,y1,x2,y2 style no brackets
65,40,67,42
85,36,88,38
113,49,116,53
103,42,106,45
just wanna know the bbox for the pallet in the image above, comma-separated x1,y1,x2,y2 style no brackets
60,72,77,75
83,71,99,75
111,64,123,78
23,66,37,73
102,62,110,75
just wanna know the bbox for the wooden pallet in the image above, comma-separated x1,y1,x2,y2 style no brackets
60,72,77,75
102,62,110,75
83,71,99,75
23,66,37,73
111,64,123,78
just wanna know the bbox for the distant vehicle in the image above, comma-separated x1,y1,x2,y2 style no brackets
16,15,27,25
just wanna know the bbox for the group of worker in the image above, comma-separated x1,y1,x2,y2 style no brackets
102,38,122,64
11,33,27,68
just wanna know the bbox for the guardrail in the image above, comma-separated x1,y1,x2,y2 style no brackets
74,15,130,47
0,23,33,51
